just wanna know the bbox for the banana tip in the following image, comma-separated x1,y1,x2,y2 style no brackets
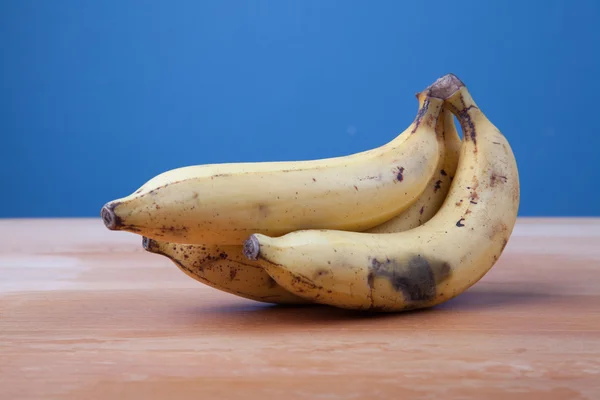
243,235,261,261
100,202,120,230
142,236,156,252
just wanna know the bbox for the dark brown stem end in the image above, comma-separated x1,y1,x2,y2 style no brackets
101,202,121,230
143,236,163,254
243,235,261,261
426,73,465,100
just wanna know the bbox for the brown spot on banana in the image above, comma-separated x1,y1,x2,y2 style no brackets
368,255,452,303
394,167,405,182
410,97,431,134
367,271,376,289
229,268,238,281
490,173,508,187
161,225,189,233
313,269,330,279
425,112,437,128
291,273,320,291
469,191,479,204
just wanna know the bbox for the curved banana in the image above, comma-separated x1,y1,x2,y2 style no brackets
367,106,461,232
142,237,310,304
139,95,459,305
243,74,520,311
101,91,446,246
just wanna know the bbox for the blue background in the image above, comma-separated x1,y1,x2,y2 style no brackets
1,0,599,217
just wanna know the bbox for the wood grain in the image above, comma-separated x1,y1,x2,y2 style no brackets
1,218,599,400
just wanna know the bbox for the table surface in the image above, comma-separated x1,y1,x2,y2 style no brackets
1,218,599,400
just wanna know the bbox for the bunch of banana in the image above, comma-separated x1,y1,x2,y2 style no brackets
102,73,519,312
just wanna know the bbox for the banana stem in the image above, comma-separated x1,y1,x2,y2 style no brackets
426,74,465,99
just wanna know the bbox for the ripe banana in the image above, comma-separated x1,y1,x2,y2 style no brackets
101,92,445,246
243,74,520,311
139,95,460,305
142,237,310,304
367,106,461,232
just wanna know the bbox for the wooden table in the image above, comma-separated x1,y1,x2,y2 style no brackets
1,218,599,399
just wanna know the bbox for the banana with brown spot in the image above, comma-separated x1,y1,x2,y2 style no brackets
243,74,520,311
101,86,448,245
139,92,459,306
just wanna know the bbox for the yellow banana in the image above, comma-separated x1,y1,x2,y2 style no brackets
367,106,461,232
243,74,520,311
101,91,445,246
142,237,310,304
139,95,460,305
